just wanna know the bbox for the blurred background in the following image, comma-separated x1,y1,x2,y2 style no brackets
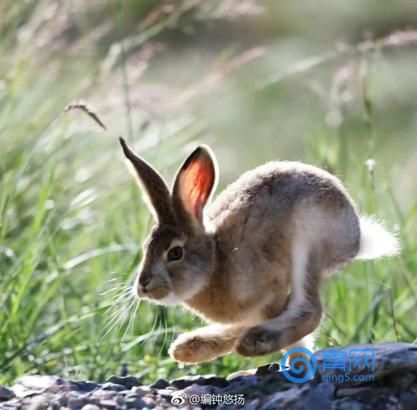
1,0,416,384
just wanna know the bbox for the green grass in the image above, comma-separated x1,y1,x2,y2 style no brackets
1,0,416,385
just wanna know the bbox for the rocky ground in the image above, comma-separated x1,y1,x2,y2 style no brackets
1,343,416,409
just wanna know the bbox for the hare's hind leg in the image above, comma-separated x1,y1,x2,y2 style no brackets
169,324,245,364
235,306,321,357
236,238,323,357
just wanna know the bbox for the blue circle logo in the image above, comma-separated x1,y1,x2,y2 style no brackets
281,347,317,383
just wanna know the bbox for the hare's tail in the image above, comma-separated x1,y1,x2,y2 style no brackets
355,216,400,260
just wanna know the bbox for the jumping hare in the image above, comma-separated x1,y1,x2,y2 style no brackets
119,138,399,364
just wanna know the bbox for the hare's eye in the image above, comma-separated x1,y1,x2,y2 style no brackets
167,246,184,262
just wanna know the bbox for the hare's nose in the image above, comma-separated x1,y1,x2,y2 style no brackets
139,274,152,289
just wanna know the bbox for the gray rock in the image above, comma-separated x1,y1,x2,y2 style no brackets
301,382,334,410
99,398,118,409
171,375,228,389
260,383,309,409
183,383,219,397
336,386,374,398
12,375,62,398
68,395,88,410
22,395,49,409
170,380,194,390
385,370,416,392
1,403,20,410
243,398,262,410
154,388,174,396
332,398,364,410
399,392,417,410
125,395,147,408
171,375,227,389
90,389,117,402
69,380,100,393
228,375,260,386
101,382,126,392
141,395,157,408
81,405,101,410
130,386,152,396
51,394,69,407
0,386,15,401
16,375,62,390
107,376,141,389
256,362,280,377
202,376,229,388
150,378,169,389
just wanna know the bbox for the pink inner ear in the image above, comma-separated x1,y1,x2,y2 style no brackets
181,157,214,220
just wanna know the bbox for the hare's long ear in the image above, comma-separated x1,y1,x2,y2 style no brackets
172,145,218,232
119,138,176,224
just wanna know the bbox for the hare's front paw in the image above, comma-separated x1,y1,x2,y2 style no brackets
236,326,282,357
169,332,231,364
169,334,207,364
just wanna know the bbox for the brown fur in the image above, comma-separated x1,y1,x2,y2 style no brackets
119,140,395,364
